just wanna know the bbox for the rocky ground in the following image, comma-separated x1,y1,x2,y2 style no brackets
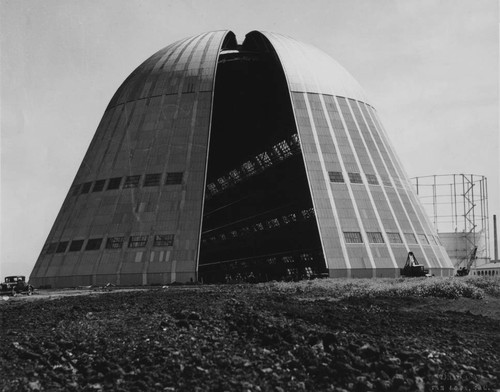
1,284,499,392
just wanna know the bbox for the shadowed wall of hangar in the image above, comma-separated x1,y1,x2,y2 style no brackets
29,30,454,288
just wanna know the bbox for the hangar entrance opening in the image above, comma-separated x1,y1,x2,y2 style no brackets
198,36,327,283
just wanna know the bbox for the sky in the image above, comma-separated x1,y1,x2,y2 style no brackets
1,0,498,278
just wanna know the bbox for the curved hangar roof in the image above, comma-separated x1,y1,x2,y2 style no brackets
107,30,369,110
259,31,368,101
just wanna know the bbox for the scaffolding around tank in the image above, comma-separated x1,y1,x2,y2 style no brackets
411,174,490,269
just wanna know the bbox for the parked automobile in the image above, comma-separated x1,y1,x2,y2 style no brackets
1,276,34,296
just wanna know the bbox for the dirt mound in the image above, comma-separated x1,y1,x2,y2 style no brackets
1,285,499,391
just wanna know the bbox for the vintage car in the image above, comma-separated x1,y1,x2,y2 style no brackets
1,276,34,296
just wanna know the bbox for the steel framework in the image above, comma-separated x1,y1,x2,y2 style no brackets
411,174,490,267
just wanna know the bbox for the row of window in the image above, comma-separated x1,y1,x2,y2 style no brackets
43,234,175,255
71,172,184,197
471,269,499,276
206,134,300,199
328,171,391,186
218,251,319,270
343,231,439,245
202,207,315,245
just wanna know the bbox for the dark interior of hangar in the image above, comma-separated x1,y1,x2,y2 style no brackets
199,33,326,283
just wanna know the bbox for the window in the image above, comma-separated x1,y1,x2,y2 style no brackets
328,171,344,183
81,182,92,194
274,140,292,158
239,226,251,236
92,180,106,192
217,176,229,189
165,172,183,185
256,152,272,168
124,175,141,189
344,232,363,243
55,241,68,253
253,223,265,232
348,173,363,184
46,242,58,254
387,232,403,243
71,185,81,196
381,176,392,186
289,134,300,150
282,213,297,224
69,239,84,252
418,234,429,245
300,253,313,262
404,233,418,244
106,237,124,249
366,174,379,185
301,208,315,220
241,161,256,176
283,256,294,264
107,177,122,190
128,235,148,248
229,170,242,183
287,268,298,276
144,173,161,187
266,218,280,229
153,234,174,247
86,238,103,251
207,183,218,195
367,232,384,243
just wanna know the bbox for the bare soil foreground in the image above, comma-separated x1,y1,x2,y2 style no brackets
1,278,500,392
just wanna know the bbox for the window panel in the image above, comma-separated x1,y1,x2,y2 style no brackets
366,174,379,185
154,234,174,247
71,185,81,196
404,232,418,244
387,232,403,243
328,171,344,183
55,241,68,253
69,239,84,252
124,175,141,188
348,173,363,184
107,177,122,190
46,242,58,254
344,231,363,243
106,236,124,249
92,180,106,192
81,182,92,194
128,235,148,248
367,232,384,243
86,238,103,251
144,173,162,187
301,208,315,220
418,234,430,245
165,172,183,185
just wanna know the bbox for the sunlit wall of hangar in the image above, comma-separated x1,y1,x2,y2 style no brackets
29,30,454,288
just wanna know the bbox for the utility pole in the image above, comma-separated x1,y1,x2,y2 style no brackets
494,214,498,261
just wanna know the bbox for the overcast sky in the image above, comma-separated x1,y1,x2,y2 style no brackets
1,0,498,278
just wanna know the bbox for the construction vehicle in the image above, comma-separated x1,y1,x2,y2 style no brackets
455,246,478,276
400,252,431,277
